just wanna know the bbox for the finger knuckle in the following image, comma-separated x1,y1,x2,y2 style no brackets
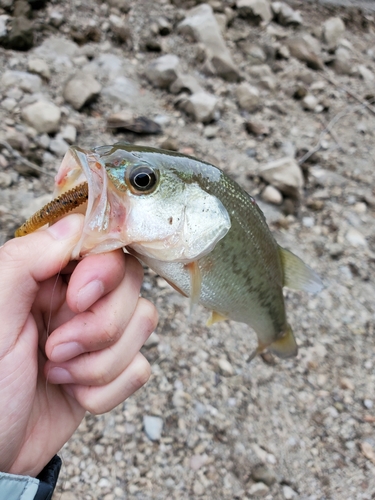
138,298,159,335
131,357,151,390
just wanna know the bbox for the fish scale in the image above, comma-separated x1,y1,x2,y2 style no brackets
15,143,323,360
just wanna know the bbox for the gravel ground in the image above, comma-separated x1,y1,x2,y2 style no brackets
0,1,374,499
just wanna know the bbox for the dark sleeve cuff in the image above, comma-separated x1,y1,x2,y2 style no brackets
35,455,62,500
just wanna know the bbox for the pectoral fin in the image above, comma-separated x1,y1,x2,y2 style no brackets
206,311,228,327
279,246,323,294
185,261,202,315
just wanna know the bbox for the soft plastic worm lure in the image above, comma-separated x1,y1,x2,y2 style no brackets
15,182,89,237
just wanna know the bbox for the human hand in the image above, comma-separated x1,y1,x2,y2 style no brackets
0,214,157,477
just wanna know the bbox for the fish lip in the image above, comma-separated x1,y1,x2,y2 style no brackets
56,146,132,258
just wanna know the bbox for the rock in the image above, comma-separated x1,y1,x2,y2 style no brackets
283,485,297,499
49,135,70,157
160,137,179,151
0,14,9,38
63,72,101,110
259,157,304,198
340,377,355,391
22,100,61,133
261,185,282,205
302,94,318,111
107,0,131,12
61,124,77,144
247,64,276,90
49,10,64,28
251,464,277,486
204,124,218,138
333,47,352,75
5,128,29,151
33,36,78,69
109,14,132,45
239,43,267,65
235,82,260,112
345,228,366,247
245,120,270,136
236,0,272,24
272,2,303,26
157,16,172,36
102,76,140,105
27,58,51,80
248,482,269,497
0,172,12,188
358,65,374,83
143,415,163,441
145,54,180,89
323,17,345,50
183,91,218,123
144,331,160,347
1,70,42,93
1,97,17,111
13,0,31,18
190,454,208,471
217,358,234,376
178,4,240,82
2,15,33,50
170,74,203,95
287,37,324,70
107,111,162,134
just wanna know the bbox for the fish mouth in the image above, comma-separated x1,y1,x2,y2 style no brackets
15,146,129,259
56,147,129,258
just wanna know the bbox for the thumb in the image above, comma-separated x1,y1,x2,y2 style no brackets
0,214,84,347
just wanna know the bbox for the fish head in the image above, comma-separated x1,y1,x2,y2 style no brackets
55,143,231,261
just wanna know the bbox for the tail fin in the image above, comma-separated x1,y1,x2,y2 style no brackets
269,324,298,358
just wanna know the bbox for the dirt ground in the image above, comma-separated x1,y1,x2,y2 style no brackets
0,1,374,499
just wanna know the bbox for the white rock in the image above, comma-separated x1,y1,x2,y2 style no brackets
102,76,140,105
22,100,61,134
283,485,297,499
302,94,318,111
237,0,272,24
0,14,9,38
143,415,163,441
63,72,101,110
272,2,303,26
184,91,218,123
178,4,240,82
145,54,180,89
61,124,77,144
1,70,42,93
260,157,304,198
144,331,160,347
49,135,70,157
323,17,345,50
1,97,17,111
261,185,283,205
333,47,352,75
235,82,260,112
217,358,234,376
248,482,269,496
358,65,374,83
346,228,367,247
27,58,51,80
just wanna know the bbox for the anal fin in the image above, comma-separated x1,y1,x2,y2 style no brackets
206,311,228,327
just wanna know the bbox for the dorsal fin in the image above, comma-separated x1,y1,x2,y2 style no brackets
279,246,323,293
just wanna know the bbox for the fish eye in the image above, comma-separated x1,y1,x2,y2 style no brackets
127,165,158,194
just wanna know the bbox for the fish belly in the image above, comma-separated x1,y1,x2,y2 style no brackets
136,237,287,347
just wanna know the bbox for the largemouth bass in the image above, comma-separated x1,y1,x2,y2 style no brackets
16,143,322,359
